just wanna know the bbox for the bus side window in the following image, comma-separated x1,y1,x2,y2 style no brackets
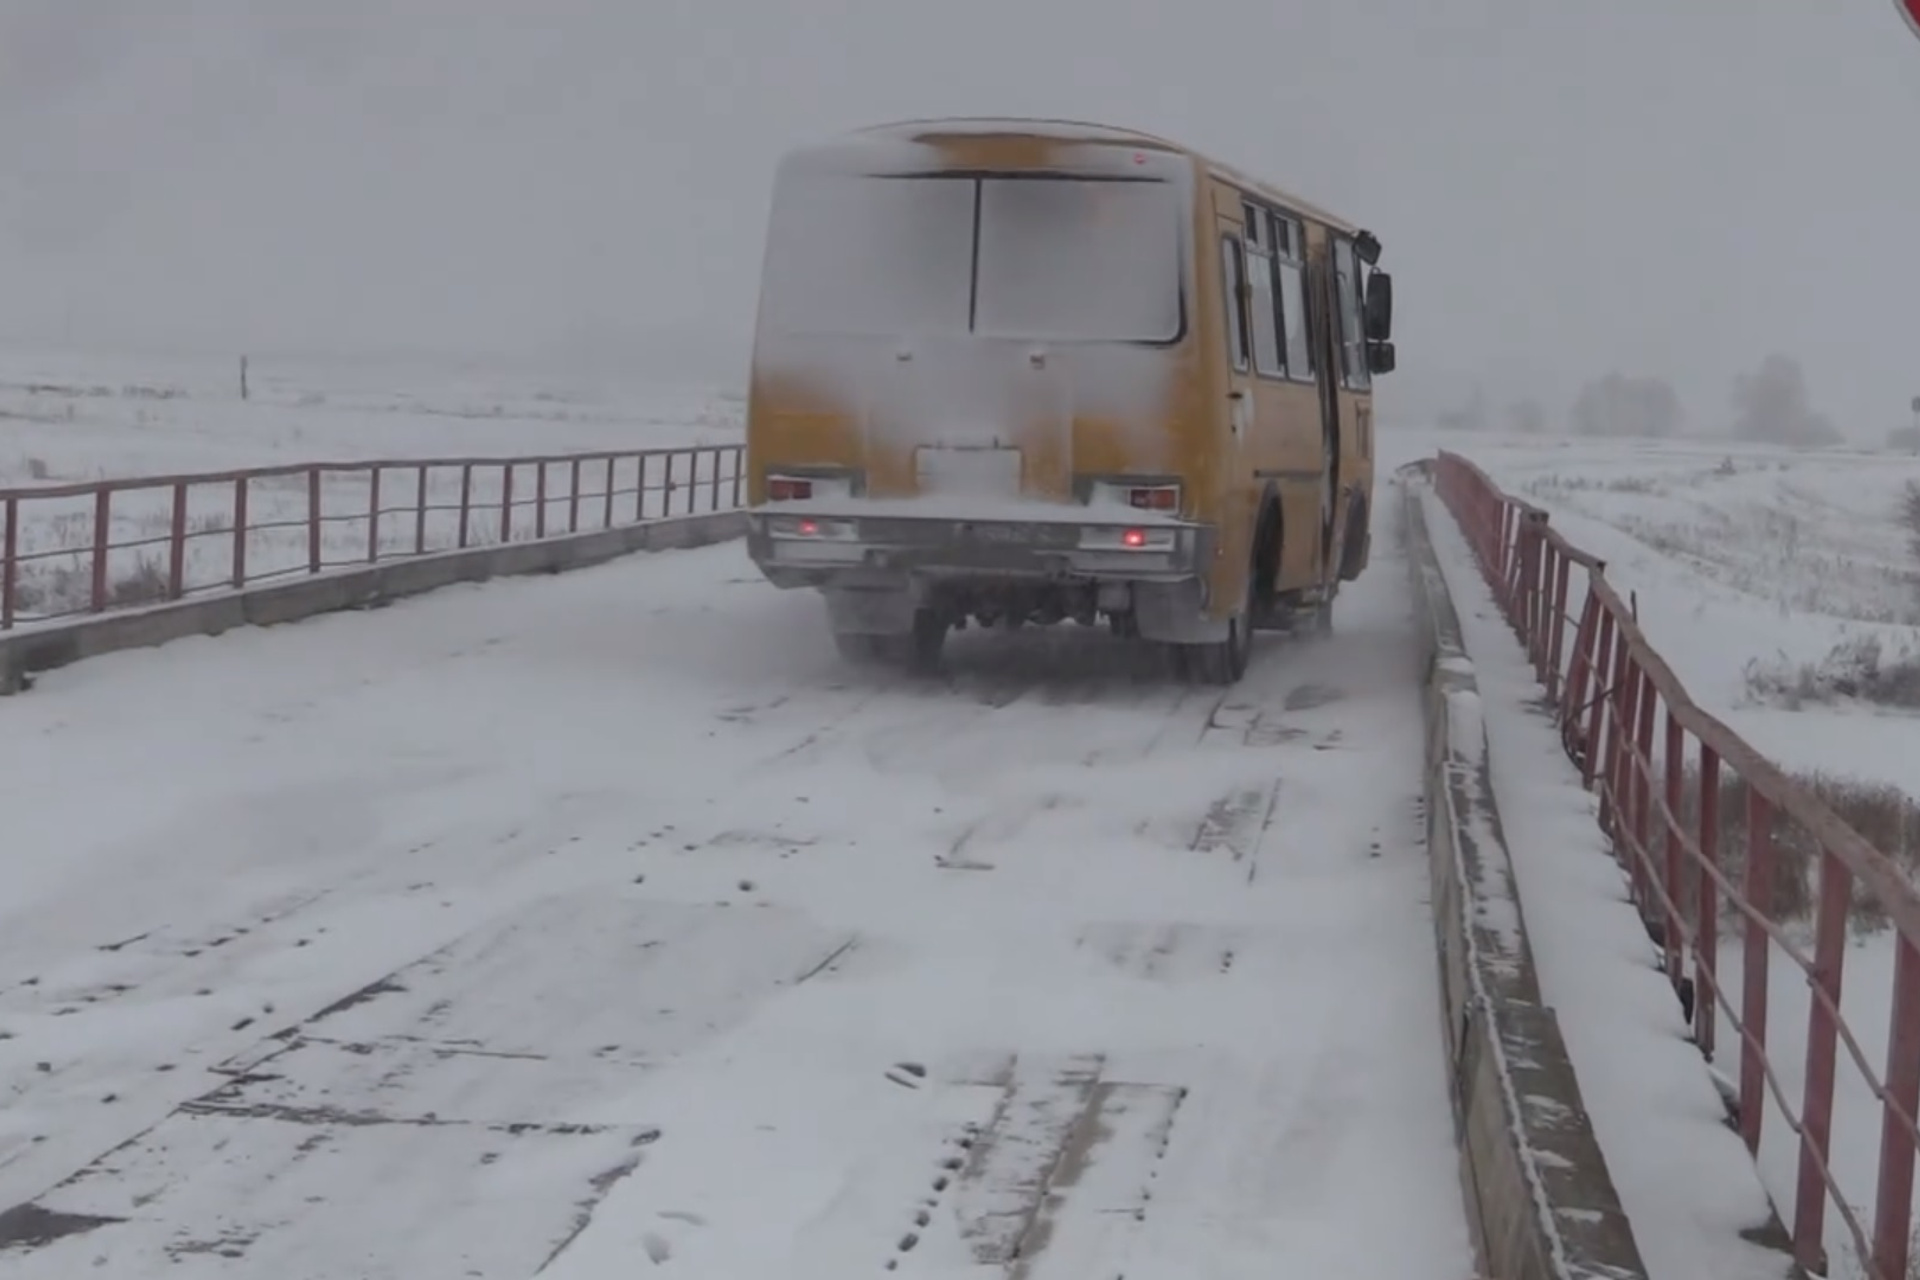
1246,243,1285,378
1220,236,1250,373
1273,214,1312,381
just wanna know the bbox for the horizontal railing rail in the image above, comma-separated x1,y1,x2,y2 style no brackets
0,444,745,630
1431,449,1920,1280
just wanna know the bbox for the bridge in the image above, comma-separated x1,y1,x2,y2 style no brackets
0,428,1912,1280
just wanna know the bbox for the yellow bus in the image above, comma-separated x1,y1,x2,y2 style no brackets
742,117,1395,684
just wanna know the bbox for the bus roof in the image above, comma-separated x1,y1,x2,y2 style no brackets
824,116,1362,235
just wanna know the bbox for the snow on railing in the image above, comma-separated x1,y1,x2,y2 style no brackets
0,444,745,630
1433,449,1920,1280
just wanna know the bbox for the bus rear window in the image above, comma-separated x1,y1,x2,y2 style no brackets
758,172,1184,344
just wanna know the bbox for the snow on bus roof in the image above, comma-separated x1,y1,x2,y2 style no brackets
798,117,1362,236
851,116,1187,149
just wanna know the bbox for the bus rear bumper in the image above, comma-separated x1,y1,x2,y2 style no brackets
744,509,1214,589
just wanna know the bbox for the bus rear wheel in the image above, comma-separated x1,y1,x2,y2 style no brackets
1172,575,1253,686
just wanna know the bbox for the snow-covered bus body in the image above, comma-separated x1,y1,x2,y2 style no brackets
743,118,1395,684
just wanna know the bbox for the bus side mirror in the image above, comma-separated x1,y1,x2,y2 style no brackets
1363,271,1393,342
1365,341,1397,375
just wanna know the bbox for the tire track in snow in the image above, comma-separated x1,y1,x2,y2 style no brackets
0,527,1470,1278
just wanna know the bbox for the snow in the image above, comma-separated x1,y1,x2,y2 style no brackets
1414,474,1795,1280
854,118,1179,148
972,176,1184,343
1411,430,1920,800
759,165,1189,345
0,517,1474,1276
1417,428,1920,1276
0,341,743,485
750,141,1194,463
0,342,744,622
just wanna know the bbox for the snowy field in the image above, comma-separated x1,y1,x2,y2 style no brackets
1399,426,1920,1280
0,341,746,622
0,340,745,483
0,511,1475,1277
1404,429,1920,797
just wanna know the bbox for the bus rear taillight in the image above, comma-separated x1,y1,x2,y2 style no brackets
1127,484,1179,511
767,475,813,501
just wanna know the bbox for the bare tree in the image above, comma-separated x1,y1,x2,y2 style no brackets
1731,353,1840,446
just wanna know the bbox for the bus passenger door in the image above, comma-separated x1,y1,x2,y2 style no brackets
1214,224,1256,613
1217,227,1255,447
1307,249,1343,584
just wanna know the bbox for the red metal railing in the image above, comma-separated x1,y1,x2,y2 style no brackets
0,443,745,630
1431,449,1920,1280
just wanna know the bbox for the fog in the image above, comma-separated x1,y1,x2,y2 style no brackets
4,1,1918,432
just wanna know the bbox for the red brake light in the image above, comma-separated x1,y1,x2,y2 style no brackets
1128,486,1178,511
768,477,813,502
796,518,819,536
1121,528,1148,548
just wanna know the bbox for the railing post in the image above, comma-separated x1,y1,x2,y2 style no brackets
458,463,473,549
708,447,722,512
534,462,548,539
662,453,675,518
1873,934,1920,1280
731,445,743,508
232,477,249,588
569,457,583,534
1662,709,1685,987
0,495,16,629
168,482,188,599
414,465,429,555
1791,848,1849,1276
1695,742,1721,1058
1561,589,1597,728
1497,501,1517,607
1740,788,1774,1155
1546,549,1571,704
500,464,514,544
637,454,649,522
602,457,616,529
307,468,322,574
366,466,382,564
1516,510,1546,672
1600,636,1635,840
1583,607,1615,789
1632,665,1657,906
90,487,111,611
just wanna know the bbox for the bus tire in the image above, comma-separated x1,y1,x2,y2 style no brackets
1249,495,1286,632
1338,496,1370,582
1175,573,1253,686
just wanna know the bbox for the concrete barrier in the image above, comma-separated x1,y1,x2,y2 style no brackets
0,510,746,694
1397,464,1650,1280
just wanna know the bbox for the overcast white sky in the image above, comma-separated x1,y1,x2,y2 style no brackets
3,1,1919,431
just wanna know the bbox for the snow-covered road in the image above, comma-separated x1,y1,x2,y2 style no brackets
0,525,1473,1278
